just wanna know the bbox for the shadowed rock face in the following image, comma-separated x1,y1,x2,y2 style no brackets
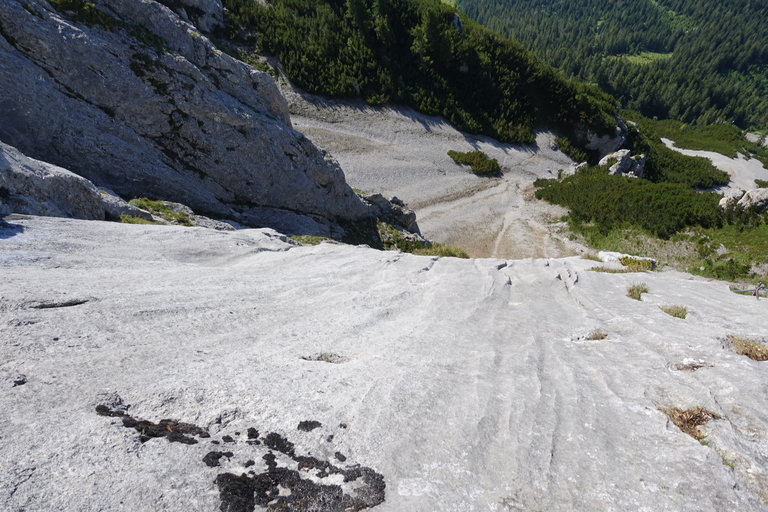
0,0,369,236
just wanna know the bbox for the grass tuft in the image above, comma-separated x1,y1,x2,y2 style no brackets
581,252,602,262
586,329,608,340
128,198,194,226
119,214,161,225
627,283,648,301
727,335,768,361
661,406,721,440
619,256,654,271
290,235,332,246
660,305,688,319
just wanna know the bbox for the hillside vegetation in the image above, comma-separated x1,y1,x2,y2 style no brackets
458,0,768,131
224,0,617,144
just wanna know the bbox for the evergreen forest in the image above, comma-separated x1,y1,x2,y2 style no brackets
457,0,768,131
223,0,617,144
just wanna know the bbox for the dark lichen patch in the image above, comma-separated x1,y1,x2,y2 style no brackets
222,435,235,443
297,420,322,432
96,405,209,444
264,432,295,456
335,452,347,462
204,451,227,467
97,405,385,511
215,473,256,512
12,374,27,387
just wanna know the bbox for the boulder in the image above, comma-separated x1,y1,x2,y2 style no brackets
363,193,420,234
719,189,746,209
583,117,628,157
599,149,645,178
737,189,768,211
0,0,371,238
0,141,105,220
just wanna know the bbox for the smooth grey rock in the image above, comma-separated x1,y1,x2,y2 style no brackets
0,0,370,236
2,216,768,511
0,141,105,220
737,188,768,211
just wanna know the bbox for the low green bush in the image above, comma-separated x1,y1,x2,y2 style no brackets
448,150,501,175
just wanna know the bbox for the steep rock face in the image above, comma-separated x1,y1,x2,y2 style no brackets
0,141,105,220
0,0,369,237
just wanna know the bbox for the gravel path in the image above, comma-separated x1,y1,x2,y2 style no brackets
285,88,585,258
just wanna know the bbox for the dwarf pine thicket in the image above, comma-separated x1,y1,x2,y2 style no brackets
223,0,617,146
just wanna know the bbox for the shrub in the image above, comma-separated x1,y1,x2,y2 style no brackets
619,256,654,271
447,150,501,175
660,305,688,319
755,179,768,188
128,198,194,226
627,283,648,301
554,136,588,163
119,214,161,225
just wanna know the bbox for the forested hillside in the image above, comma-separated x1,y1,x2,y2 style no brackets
457,0,768,131
223,0,617,144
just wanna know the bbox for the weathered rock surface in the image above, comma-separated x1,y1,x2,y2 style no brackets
737,188,768,211
2,216,768,511
157,0,224,33
598,149,646,177
0,141,105,220
0,0,369,237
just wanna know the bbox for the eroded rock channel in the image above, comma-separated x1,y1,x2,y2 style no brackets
96,404,385,512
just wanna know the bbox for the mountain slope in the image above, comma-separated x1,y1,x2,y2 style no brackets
224,0,618,145
458,0,768,130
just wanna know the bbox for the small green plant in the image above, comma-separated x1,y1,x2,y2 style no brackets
119,214,161,225
290,235,332,246
755,179,768,188
661,406,721,440
581,252,602,262
128,198,194,226
627,283,648,301
377,221,469,258
619,256,654,271
586,329,608,340
447,150,501,175
727,335,768,361
660,305,688,319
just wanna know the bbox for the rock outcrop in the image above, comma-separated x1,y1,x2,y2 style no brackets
0,141,105,220
719,188,768,212
599,149,646,178
3,216,768,511
0,0,371,238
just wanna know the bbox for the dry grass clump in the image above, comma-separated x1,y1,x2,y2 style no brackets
662,407,721,440
660,305,688,319
586,329,608,340
589,266,632,273
581,253,602,262
627,283,649,301
727,335,768,361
